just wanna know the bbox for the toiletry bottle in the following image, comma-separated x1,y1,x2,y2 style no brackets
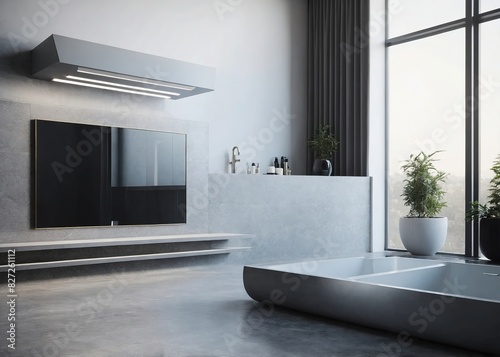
256,163,260,174
284,158,289,175
251,163,256,174
274,157,279,168
246,163,251,174
281,156,285,169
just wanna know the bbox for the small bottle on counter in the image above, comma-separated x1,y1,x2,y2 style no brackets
251,163,256,174
256,163,260,174
274,157,279,168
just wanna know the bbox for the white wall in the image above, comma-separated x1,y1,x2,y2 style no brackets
0,0,307,174
369,0,387,252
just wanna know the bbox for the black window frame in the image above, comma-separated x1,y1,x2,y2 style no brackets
385,0,500,257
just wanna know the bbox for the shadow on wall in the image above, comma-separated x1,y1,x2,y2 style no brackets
0,50,31,78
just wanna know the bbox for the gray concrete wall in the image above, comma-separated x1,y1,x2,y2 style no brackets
0,100,210,243
0,0,308,174
208,174,372,264
0,2,372,269
0,98,372,269
0,0,308,247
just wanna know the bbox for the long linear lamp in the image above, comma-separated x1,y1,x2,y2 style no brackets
31,35,215,100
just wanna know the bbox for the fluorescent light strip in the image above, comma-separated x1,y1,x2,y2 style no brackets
66,75,180,96
77,67,195,91
53,78,171,99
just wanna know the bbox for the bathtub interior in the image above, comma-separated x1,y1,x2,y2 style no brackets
263,256,445,279
353,261,500,301
257,256,500,302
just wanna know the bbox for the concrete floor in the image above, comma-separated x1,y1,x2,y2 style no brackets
0,264,490,357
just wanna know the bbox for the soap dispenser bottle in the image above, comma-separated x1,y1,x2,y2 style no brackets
283,158,289,175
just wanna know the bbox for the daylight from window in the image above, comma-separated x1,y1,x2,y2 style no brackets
387,0,500,254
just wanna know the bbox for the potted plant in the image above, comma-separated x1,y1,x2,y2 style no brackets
466,155,500,261
399,151,448,255
307,124,339,176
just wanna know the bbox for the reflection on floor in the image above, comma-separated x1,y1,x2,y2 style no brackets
0,265,489,357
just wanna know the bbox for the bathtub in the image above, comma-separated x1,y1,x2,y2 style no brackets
243,256,500,354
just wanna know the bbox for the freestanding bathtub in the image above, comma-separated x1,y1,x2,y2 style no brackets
243,256,500,354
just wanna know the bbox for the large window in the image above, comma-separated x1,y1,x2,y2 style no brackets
387,0,500,256
479,16,500,249
388,0,464,38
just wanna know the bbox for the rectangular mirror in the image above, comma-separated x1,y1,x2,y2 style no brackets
34,119,187,228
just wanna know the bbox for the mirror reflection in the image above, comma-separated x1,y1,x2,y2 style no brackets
35,120,187,228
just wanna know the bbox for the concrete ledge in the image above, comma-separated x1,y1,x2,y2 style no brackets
0,247,250,271
0,233,253,252
0,233,253,271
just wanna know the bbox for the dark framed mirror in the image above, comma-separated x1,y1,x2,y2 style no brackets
34,119,187,228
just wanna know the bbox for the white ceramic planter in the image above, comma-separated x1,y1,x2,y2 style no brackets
399,217,448,255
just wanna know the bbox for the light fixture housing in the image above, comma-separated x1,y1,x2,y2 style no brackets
31,34,215,100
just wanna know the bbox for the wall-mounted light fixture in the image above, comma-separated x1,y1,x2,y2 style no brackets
31,35,215,100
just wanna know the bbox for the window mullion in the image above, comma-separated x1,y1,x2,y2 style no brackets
465,0,473,256
472,0,480,257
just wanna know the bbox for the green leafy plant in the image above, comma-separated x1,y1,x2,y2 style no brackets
401,151,448,218
307,124,339,159
466,154,500,221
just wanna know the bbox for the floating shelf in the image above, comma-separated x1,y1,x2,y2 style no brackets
0,247,250,271
0,233,251,252
0,233,253,271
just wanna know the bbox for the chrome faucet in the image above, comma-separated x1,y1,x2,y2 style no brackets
229,146,240,173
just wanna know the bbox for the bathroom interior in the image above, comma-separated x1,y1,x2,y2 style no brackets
0,0,499,356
